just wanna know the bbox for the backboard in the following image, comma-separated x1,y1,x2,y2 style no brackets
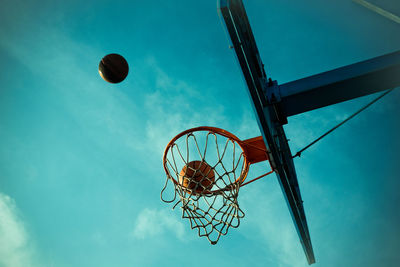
218,0,316,264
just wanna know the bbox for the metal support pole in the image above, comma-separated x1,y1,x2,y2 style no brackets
218,0,315,264
279,50,400,118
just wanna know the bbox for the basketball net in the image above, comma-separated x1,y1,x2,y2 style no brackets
161,127,272,244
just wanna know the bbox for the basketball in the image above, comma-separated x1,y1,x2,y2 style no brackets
98,53,129,83
179,161,215,194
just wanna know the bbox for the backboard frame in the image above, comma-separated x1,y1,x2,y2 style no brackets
218,0,315,264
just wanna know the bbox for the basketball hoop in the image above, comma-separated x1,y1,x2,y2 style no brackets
161,126,274,244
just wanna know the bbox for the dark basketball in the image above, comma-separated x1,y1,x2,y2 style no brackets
179,160,215,194
98,53,129,83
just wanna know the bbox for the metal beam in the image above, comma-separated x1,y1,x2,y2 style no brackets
279,50,400,117
218,0,315,264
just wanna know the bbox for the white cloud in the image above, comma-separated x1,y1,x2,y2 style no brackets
239,177,308,267
91,232,107,246
0,19,150,160
0,193,37,267
132,208,185,241
142,57,230,159
235,108,261,139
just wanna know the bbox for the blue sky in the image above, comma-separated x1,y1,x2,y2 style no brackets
0,0,399,266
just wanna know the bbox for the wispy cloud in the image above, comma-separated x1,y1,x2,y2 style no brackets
0,193,38,267
240,178,308,267
142,57,229,158
132,208,185,241
0,19,149,160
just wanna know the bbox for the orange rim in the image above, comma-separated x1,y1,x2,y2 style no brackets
163,126,251,194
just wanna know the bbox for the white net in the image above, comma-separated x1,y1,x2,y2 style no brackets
161,128,249,244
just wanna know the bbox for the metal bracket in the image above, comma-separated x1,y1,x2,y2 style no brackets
265,78,281,103
265,79,288,125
